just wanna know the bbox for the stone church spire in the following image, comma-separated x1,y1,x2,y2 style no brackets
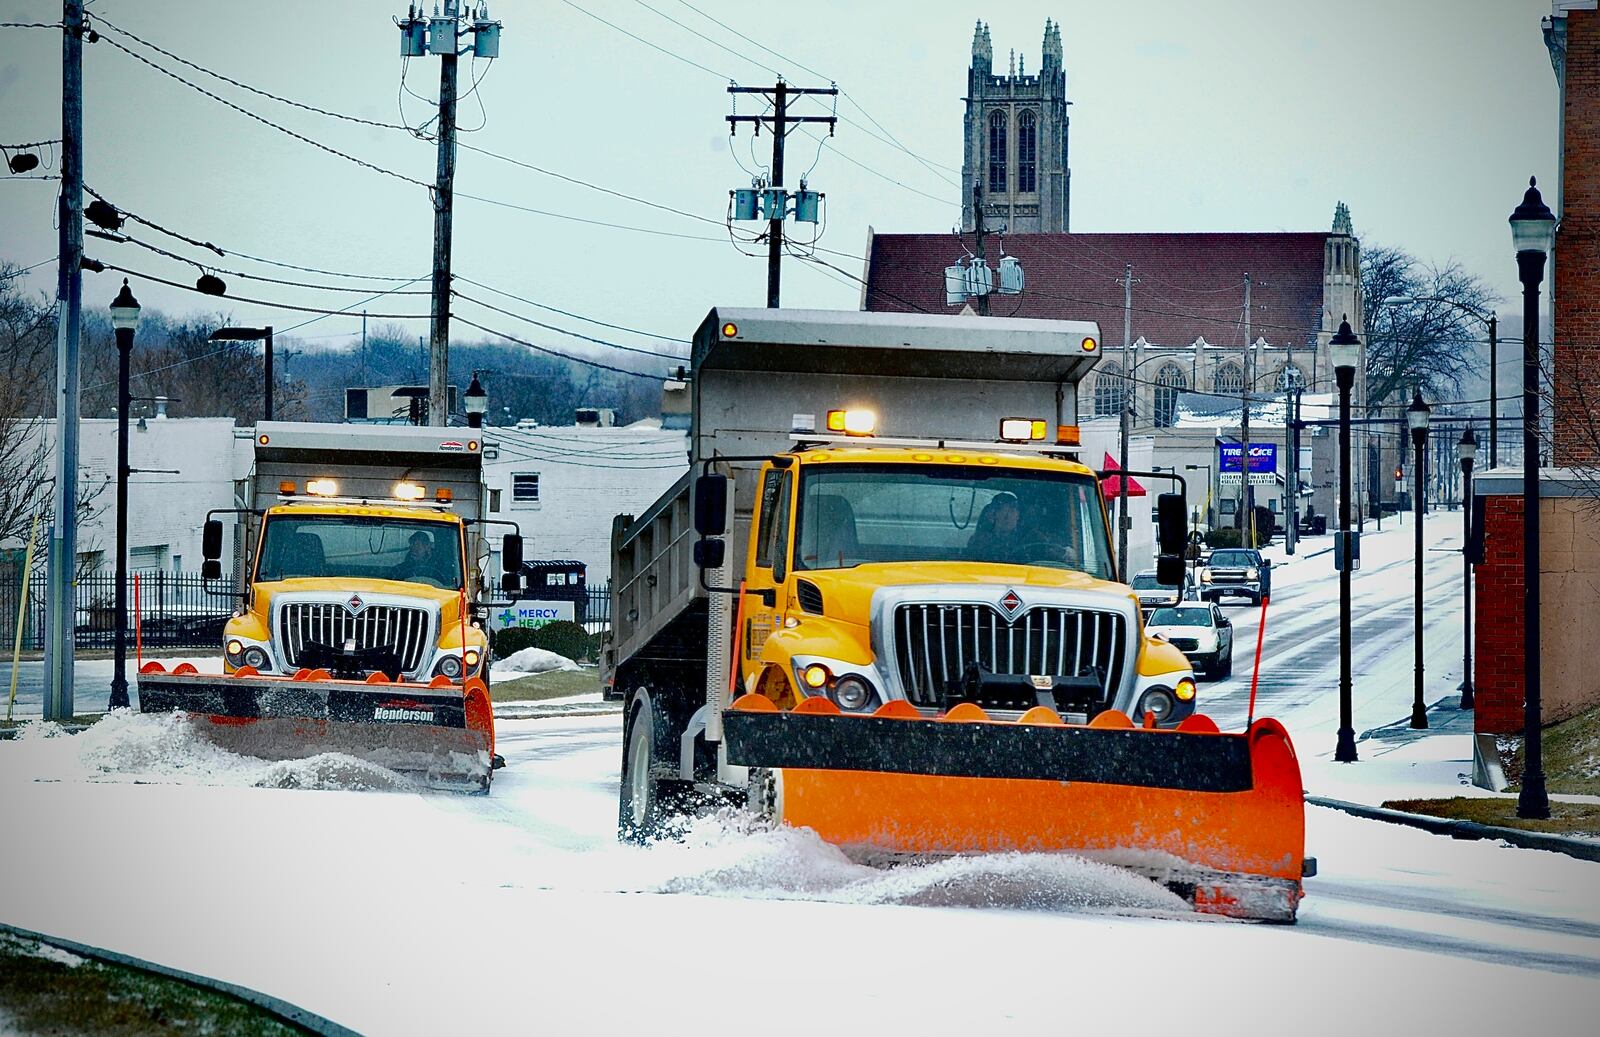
962,20,1071,234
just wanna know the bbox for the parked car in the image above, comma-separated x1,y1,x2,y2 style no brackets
1131,567,1192,615
1199,548,1272,604
1145,600,1234,679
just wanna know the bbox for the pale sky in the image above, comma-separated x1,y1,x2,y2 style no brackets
0,0,1562,372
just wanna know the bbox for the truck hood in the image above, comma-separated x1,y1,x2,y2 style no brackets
254,578,469,625
791,562,1140,622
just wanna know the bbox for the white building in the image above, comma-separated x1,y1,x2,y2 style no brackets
482,419,688,584
6,416,244,572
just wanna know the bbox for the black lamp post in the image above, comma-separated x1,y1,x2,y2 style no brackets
1330,316,1361,763
1458,427,1477,710
1511,176,1556,820
108,279,140,710
208,326,274,420
1407,389,1432,729
464,372,488,429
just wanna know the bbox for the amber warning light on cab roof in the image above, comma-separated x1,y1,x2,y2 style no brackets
825,409,877,436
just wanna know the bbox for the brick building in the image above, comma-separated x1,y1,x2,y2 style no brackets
1471,3,1600,762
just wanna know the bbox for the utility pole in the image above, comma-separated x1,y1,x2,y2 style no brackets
973,183,990,316
427,14,458,427
43,0,85,722
1238,273,1251,542
1117,264,1138,578
399,1,501,425
1285,341,1296,556
728,80,838,308
361,310,368,385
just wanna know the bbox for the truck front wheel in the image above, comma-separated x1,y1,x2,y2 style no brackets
618,693,689,844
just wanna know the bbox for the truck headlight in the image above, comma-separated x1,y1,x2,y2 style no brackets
1175,678,1197,702
1139,688,1175,723
225,639,244,664
831,675,877,712
1201,571,1213,583
801,663,830,689
463,647,482,673
1246,567,1259,579
435,654,463,679
241,646,270,671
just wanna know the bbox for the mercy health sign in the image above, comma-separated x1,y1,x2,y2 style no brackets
491,600,576,633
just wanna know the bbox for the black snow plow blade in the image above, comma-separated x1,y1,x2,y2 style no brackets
138,663,495,793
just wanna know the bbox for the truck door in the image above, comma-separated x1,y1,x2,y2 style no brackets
743,465,792,692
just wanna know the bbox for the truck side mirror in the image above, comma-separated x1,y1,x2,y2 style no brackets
501,533,523,572
694,474,729,537
1156,493,1187,556
202,519,223,561
201,559,222,580
1155,554,1185,588
693,537,726,570
500,571,521,596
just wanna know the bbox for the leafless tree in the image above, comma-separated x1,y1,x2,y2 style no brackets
0,264,69,546
1360,244,1498,410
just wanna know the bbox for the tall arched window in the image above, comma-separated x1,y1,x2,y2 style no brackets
1094,362,1124,417
1278,363,1305,391
1214,362,1244,397
988,110,1007,194
1155,364,1187,428
1017,110,1037,193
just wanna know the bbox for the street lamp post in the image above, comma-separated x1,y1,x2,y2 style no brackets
1407,389,1432,729
208,326,275,421
108,279,140,711
1330,317,1361,762
1185,462,1211,587
464,372,488,428
1511,176,1555,820
1458,428,1477,710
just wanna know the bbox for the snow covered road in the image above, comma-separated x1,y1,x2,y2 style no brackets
1,705,1597,1036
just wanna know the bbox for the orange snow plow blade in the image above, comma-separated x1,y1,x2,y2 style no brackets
137,663,496,793
723,695,1307,922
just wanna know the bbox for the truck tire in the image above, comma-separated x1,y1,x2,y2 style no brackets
618,692,689,844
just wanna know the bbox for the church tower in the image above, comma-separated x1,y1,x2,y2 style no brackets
962,20,1070,234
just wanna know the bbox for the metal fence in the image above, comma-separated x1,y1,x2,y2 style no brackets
0,567,615,650
0,567,234,650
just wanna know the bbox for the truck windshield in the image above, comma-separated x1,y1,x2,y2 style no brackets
256,515,463,589
793,463,1113,579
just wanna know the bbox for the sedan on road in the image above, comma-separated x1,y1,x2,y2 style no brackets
1145,601,1234,679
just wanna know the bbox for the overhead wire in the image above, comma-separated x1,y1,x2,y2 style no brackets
453,316,676,380
451,290,688,360
453,275,686,343
98,262,427,320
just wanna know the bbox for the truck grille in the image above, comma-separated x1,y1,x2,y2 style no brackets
1169,637,1200,652
278,602,433,676
892,603,1127,707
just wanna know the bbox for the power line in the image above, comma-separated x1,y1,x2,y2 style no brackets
93,16,411,132
453,315,675,380
223,249,422,283
95,33,431,190
1,139,63,150
454,275,686,343
555,0,731,79
455,190,731,243
99,262,426,320
117,233,431,294
451,291,688,360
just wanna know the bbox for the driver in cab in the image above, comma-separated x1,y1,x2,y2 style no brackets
392,529,446,584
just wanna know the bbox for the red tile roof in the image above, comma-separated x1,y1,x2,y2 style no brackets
864,232,1332,349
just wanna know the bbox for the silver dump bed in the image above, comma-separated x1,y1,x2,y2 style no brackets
607,308,1102,691
233,421,489,591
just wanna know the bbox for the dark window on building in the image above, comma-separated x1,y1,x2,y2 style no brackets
1155,364,1187,428
1017,110,1037,193
1215,362,1244,397
988,110,1008,194
1094,362,1125,417
512,473,540,504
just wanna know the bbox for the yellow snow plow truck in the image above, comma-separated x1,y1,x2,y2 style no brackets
138,422,523,792
606,308,1310,921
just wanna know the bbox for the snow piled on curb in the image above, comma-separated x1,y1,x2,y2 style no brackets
492,647,581,677
0,710,417,793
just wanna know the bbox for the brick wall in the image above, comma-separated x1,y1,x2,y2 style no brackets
1554,8,1600,466
1474,496,1525,733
